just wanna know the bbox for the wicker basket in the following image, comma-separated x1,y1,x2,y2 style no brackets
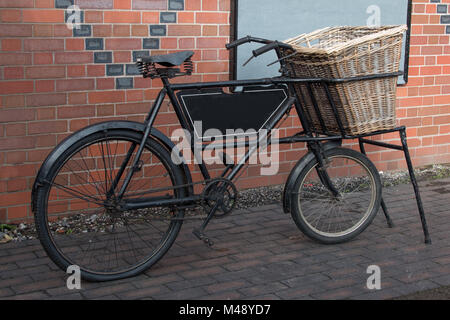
281,25,407,136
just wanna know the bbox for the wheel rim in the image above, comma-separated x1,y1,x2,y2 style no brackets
42,134,181,275
297,154,377,238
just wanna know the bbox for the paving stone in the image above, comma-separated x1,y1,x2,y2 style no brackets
311,285,366,300
431,274,450,286
391,280,441,297
131,274,183,289
0,288,14,298
11,278,64,294
238,281,289,298
159,287,208,300
116,285,171,299
10,291,49,300
199,290,243,300
204,280,250,294
47,292,84,300
82,283,136,299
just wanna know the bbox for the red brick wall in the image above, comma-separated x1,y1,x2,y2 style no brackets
0,0,449,223
374,0,450,171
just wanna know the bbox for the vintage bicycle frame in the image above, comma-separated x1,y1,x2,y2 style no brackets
104,43,431,244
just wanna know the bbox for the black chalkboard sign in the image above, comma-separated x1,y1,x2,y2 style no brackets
177,86,288,140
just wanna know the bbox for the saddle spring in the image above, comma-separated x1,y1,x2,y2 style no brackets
136,58,194,79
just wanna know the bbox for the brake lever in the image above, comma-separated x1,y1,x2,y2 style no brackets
242,55,255,67
267,52,297,67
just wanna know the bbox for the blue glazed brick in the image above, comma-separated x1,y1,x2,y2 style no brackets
65,10,84,23
116,77,134,89
143,38,160,49
107,64,124,76
132,50,150,62
150,25,167,36
160,12,177,23
126,64,141,76
73,25,91,37
441,15,450,23
437,5,448,13
447,25,450,34
86,38,103,50
169,0,184,10
94,52,112,63
55,0,73,8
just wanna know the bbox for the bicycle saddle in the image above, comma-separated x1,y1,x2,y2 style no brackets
139,51,195,67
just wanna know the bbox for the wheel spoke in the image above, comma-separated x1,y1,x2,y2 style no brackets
43,179,104,206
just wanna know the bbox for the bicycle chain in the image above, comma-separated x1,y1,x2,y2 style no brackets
122,177,238,222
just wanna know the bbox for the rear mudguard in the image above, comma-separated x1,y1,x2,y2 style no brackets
31,120,193,213
282,140,342,214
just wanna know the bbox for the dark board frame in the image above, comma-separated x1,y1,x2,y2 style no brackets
229,0,412,85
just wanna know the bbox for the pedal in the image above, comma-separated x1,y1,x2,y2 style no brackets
192,228,214,247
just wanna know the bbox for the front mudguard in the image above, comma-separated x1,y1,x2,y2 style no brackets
31,120,193,213
282,141,342,213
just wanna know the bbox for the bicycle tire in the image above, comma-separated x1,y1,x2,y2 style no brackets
34,129,186,281
290,147,381,244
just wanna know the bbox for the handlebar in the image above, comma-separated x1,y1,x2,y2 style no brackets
225,35,273,50
226,36,294,67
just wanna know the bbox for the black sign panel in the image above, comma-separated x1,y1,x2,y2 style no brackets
177,87,288,140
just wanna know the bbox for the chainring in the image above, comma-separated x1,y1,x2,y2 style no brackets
201,178,238,218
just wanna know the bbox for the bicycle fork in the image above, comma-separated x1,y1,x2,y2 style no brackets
308,141,341,198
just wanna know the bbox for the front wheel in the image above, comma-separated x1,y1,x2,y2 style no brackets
290,147,381,244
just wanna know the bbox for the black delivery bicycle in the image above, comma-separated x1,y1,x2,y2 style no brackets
32,36,431,281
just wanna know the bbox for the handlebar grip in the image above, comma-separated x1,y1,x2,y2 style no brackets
252,42,279,57
252,41,294,57
225,36,251,50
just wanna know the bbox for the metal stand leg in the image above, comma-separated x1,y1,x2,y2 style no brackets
358,138,394,228
399,128,432,244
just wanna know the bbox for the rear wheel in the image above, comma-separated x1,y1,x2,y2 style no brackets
34,130,186,281
290,147,381,244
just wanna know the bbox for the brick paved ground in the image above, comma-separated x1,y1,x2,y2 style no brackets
1,177,450,300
